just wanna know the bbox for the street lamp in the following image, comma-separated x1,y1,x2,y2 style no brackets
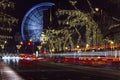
1,45,4,53
28,39,35,55
76,45,79,48
110,40,114,50
4,41,7,44
37,45,42,55
95,8,99,12
85,44,89,51
0,40,7,53
110,41,114,44
16,45,21,54
86,44,89,48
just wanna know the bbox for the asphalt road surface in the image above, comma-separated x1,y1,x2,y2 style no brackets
2,59,120,80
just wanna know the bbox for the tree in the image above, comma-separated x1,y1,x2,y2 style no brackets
56,0,103,46
0,0,18,52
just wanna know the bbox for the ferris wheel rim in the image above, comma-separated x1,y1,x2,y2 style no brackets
21,2,55,42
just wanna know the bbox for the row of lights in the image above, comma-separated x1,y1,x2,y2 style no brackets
65,40,115,51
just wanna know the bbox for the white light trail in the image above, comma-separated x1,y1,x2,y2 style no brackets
0,62,24,80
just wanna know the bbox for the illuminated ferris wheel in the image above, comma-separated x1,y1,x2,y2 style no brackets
21,2,54,42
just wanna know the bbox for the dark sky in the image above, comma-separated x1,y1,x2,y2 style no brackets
2,0,119,50
13,0,58,32
3,0,120,48
14,0,120,20
12,0,120,32
15,0,55,23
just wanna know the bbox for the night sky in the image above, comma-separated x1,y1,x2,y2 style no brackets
13,0,58,31
12,0,120,32
3,0,120,52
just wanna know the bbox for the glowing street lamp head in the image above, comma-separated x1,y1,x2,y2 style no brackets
95,8,99,12
76,45,79,48
29,39,32,42
20,41,23,45
110,41,114,44
86,44,89,48
5,41,7,44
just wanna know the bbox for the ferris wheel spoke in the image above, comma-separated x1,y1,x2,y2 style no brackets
21,2,54,42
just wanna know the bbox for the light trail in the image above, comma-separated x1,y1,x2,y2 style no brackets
0,62,24,80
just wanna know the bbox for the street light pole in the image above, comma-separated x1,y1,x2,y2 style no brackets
16,45,21,54
32,42,35,55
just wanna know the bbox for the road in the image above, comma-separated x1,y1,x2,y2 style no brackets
1,59,120,80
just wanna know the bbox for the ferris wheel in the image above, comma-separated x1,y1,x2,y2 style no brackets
21,2,54,42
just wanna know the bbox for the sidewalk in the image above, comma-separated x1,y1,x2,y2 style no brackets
0,61,24,80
